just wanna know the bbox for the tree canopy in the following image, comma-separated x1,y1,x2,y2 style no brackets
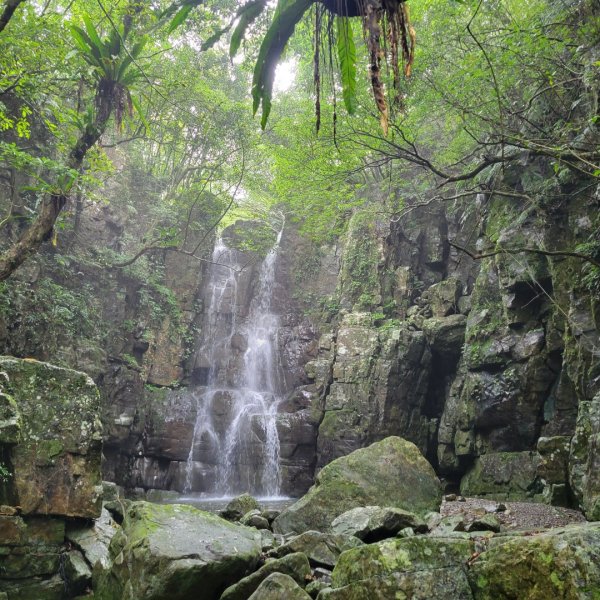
0,0,598,282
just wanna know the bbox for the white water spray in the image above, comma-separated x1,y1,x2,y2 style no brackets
183,227,284,497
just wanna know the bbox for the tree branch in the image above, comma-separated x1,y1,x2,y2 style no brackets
449,240,600,269
0,0,25,34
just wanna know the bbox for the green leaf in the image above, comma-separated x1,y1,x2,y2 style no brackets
252,0,312,128
131,94,150,134
70,26,91,52
230,0,267,58
202,24,232,50
70,25,103,67
83,14,107,58
336,17,357,115
168,5,192,34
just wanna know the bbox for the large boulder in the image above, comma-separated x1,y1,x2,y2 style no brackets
94,501,262,600
469,523,600,598
273,437,441,535
221,493,261,521
0,357,103,518
320,536,474,599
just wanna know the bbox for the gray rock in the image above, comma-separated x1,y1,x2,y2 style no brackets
331,506,426,541
430,515,466,536
422,314,467,358
248,573,311,600
249,515,271,530
64,550,92,596
222,494,262,521
66,507,118,570
466,514,501,533
273,531,363,568
220,552,311,600
397,527,416,538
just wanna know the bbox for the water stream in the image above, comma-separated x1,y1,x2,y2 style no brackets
182,229,284,497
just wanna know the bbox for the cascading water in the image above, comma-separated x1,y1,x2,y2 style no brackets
182,228,285,497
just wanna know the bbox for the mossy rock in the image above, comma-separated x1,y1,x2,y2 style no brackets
221,493,261,521
469,523,600,599
94,501,262,600
220,552,311,600
321,536,474,599
248,572,311,600
273,530,364,568
273,437,441,535
0,357,102,518
460,452,543,501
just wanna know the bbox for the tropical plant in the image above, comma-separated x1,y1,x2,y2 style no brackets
0,8,147,281
70,14,147,128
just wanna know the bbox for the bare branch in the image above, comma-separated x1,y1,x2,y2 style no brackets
449,240,600,270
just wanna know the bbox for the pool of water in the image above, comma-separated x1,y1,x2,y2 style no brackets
159,494,296,514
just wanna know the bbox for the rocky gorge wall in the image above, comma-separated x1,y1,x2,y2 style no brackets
0,36,598,516
0,148,598,513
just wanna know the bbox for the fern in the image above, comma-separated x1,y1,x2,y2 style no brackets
230,0,268,57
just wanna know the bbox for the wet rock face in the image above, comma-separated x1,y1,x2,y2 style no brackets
311,314,434,469
0,357,103,518
570,391,600,520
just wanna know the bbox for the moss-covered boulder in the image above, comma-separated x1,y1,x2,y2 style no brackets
248,572,312,600
221,493,261,521
331,506,426,542
94,501,262,600
220,552,311,600
0,357,102,518
320,536,474,599
273,437,441,535
469,523,600,599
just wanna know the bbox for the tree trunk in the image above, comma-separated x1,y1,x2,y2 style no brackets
0,97,112,281
0,0,25,34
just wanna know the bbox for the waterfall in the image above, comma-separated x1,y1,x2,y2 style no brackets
182,228,284,497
